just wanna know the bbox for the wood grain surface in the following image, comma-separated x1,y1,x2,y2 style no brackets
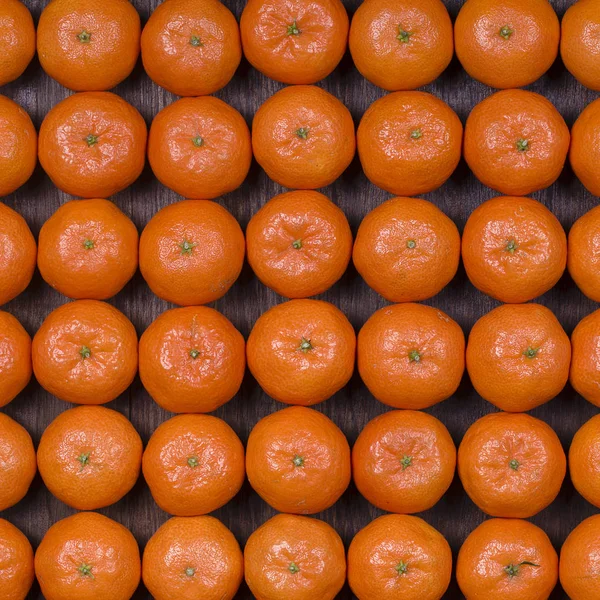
1,0,596,598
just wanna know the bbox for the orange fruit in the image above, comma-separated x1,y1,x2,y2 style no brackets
462,196,567,303
139,306,245,413
142,516,243,600
358,303,465,409
37,199,138,300
455,0,559,89
139,199,245,306
570,308,600,407
142,414,245,516
148,97,252,200
0,518,34,600
458,412,566,518
252,85,355,189
37,0,141,91
357,91,462,197
349,0,453,91
568,205,600,302
0,96,37,198
246,406,351,514
570,98,600,196
244,513,346,600
569,414,600,509
466,303,570,412
37,406,142,510
38,92,147,198
141,0,241,97
0,311,31,408
246,190,352,298
0,0,35,87
32,300,138,405
35,512,140,600
352,410,456,514
240,0,348,85
353,197,460,303
347,514,452,600
464,90,570,196
246,299,355,405
457,518,558,600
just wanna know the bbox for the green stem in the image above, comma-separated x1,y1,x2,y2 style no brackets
292,239,303,249
179,239,198,255
504,561,539,577
187,456,199,468
85,134,98,147
288,562,300,573
516,138,529,152
410,128,422,139
395,560,408,575
523,347,539,359
298,337,312,353
408,350,421,363
499,25,514,40
292,455,304,467
287,20,301,36
509,459,519,471
78,563,94,578
397,26,412,43
400,455,412,470
190,35,203,47
80,346,91,360
295,127,309,140
77,30,92,43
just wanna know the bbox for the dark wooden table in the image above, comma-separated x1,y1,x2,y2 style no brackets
1,0,596,598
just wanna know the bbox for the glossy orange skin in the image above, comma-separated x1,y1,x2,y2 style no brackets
139,200,245,306
348,514,452,600
0,96,37,198
358,303,465,409
244,514,346,600
568,205,600,302
246,406,350,514
38,199,138,300
350,0,453,91
148,97,251,200
464,90,570,196
570,309,600,407
353,197,460,303
570,415,600,508
466,303,571,411
139,306,245,413
141,0,241,97
457,518,558,600
455,0,559,89
358,91,462,197
252,85,355,189
458,412,566,518
0,0,35,87
37,406,142,510
38,92,147,199
353,410,455,514
570,99,600,196
462,196,567,303
0,518,34,600
37,0,141,92
142,516,243,600
142,414,245,516
246,190,352,298
35,512,140,600
0,311,31,408
241,0,348,85
247,299,356,405
32,300,138,405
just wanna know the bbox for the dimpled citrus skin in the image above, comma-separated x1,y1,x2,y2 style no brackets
246,299,356,405
32,300,138,405
142,414,245,516
37,0,141,92
246,406,351,514
142,516,243,600
353,197,460,303
139,306,245,413
141,0,241,97
357,91,462,197
38,92,147,199
358,303,465,409
0,311,31,408
0,96,37,198
35,512,140,600
457,519,558,600
252,85,355,189
139,200,245,306
568,206,600,302
458,412,566,518
37,406,142,511
466,303,571,412
570,99,600,197
462,196,567,303
0,0,35,87
464,90,570,196
349,0,453,91
455,0,559,89
147,97,252,200
244,514,346,600
0,518,34,600
347,514,452,600
570,308,600,407
352,410,456,514
246,190,352,298
569,415,600,508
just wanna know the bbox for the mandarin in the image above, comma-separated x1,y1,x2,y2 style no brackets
570,308,600,407
0,0,35,87
0,519,34,600
570,414,600,509
0,311,31,408
568,205,600,302
570,98,600,196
